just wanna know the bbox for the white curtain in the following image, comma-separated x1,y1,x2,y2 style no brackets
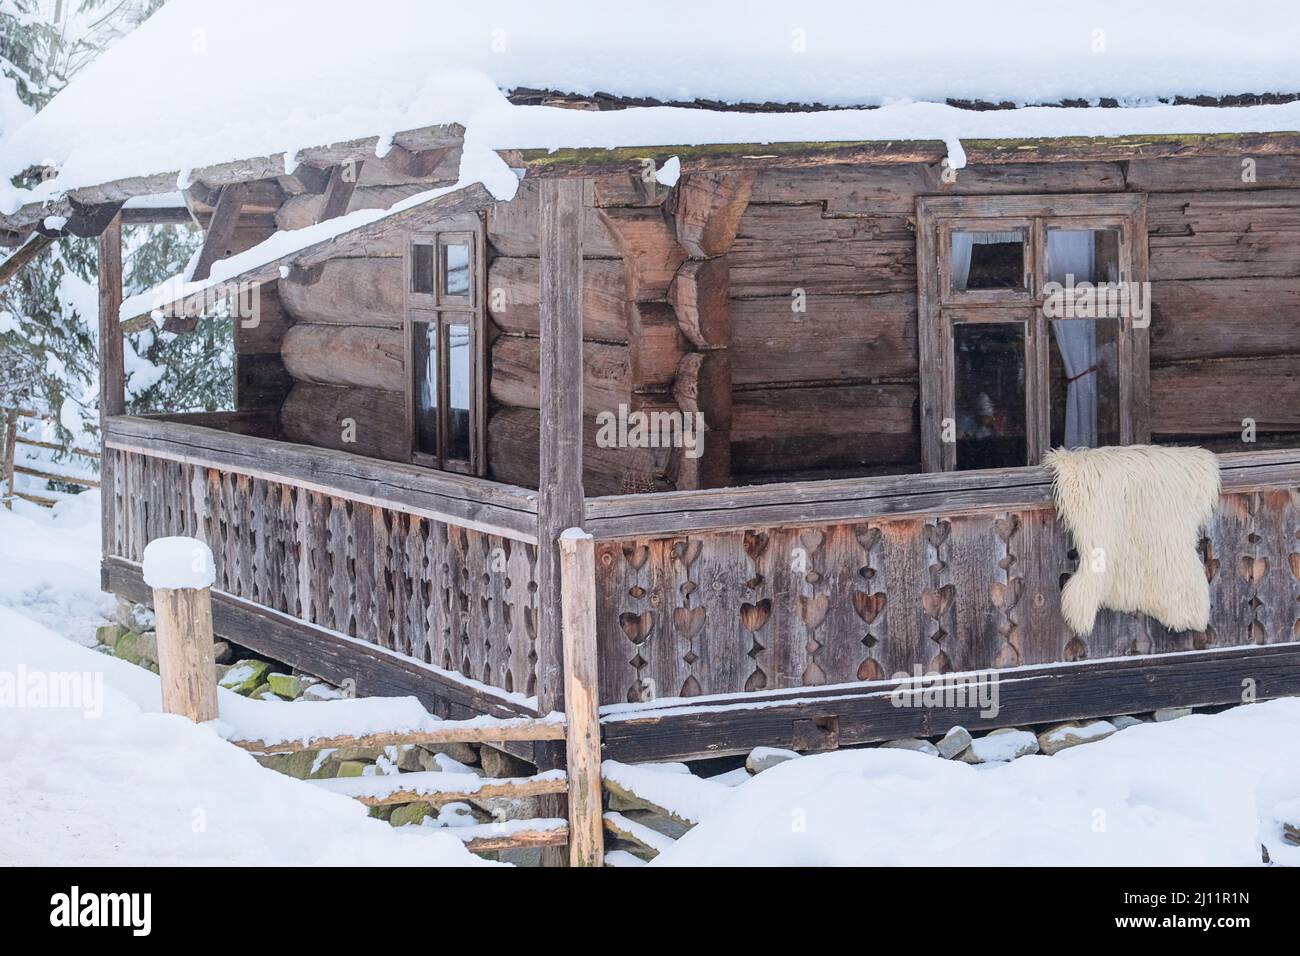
950,231,1023,290
1047,230,1097,448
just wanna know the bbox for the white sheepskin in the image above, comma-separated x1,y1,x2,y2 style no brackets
1044,445,1220,635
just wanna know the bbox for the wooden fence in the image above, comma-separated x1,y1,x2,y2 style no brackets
1,406,100,508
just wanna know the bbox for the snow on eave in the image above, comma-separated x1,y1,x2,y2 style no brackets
119,180,495,325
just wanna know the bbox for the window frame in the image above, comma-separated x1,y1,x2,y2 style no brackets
916,193,1150,473
403,215,487,476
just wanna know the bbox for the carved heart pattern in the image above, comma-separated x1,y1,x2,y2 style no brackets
925,520,951,549
853,525,882,553
851,590,886,624
1239,555,1269,585
672,605,707,637
799,530,825,555
799,594,830,629
621,544,649,569
740,599,772,632
994,514,1021,543
921,584,955,618
618,610,656,644
672,539,702,567
743,530,770,563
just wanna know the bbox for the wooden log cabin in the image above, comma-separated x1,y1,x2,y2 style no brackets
3,6,1300,764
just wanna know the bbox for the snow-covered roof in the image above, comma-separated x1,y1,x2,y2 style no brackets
4,0,1300,222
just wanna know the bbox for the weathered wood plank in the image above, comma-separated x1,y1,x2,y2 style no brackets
730,292,917,386
280,382,408,461
1147,190,1300,280
486,406,672,497
1151,356,1300,435
731,383,918,474
1150,278,1300,362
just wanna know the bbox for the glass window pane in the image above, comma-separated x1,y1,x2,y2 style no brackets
445,319,472,463
442,242,471,298
413,320,439,455
412,244,434,295
954,322,1027,470
1046,228,1121,287
951,230,1026,291
1049,319,1121,450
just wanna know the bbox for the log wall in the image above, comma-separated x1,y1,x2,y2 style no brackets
265,152,1299,490
727,154,1300,482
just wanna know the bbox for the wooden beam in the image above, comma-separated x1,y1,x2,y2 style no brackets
0,233,55,287
119,207,195,226
344,773,569,808
97,214,124,557
102,414,539,541
190,182,248,282
232,719,565,754
316,161,363,223
582,446,1300,539
560,530,604,867
599,641,1300,763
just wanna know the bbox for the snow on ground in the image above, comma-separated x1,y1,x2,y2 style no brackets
654,702,1300,866
0,499,488,866
5,1,1300,213
0,492,113,645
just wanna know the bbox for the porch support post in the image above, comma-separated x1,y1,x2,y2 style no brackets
97,213,124,565
536,177,586,717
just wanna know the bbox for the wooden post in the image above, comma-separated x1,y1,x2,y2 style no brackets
537,176,586,866
559,529,603,867
1,407,17,510
536,177,586,715
145,536,219,723
97,214,124,559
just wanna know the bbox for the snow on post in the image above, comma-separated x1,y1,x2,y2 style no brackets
142,536,216,590
142,536,218,723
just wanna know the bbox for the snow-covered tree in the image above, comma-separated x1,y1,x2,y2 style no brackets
0,0,230,462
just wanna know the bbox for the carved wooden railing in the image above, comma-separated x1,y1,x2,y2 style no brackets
103,416,541,699
587,449,1300,706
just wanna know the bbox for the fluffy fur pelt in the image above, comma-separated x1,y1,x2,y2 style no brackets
1043,445,1220,636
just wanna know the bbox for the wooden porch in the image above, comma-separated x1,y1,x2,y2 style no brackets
101,412,1300,763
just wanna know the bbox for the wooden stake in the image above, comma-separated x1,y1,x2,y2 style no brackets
151,584,219,722
1,408,17,511
559,529,603,868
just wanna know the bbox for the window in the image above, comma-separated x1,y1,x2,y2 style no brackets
405,217,486,475
916,195,1149,472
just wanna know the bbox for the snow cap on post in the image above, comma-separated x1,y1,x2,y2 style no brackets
142,536,216,590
